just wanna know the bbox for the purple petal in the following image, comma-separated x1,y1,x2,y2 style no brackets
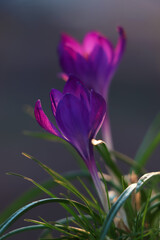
83,32,101,54
34,100,62,138
56,94,90,160
113,27,126,65
58,44,78,75
58,43,89,81
89,91,106,138
88,45,111,94
60,33,82,54
50,89,63,117
63,75,89,103
83,31,113,62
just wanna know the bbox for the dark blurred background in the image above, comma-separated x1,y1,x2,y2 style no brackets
0,0,160,239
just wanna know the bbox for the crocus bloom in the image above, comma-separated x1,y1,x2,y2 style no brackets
58,27,126,99
58,27,126,149
34,76,108,211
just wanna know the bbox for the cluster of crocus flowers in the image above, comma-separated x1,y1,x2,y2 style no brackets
35,76,108,211
58,27,126,149
34,27,126,212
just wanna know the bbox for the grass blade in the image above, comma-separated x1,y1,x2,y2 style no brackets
136,171,160,192
92,140,123,182
0,198,98,236
100,183,137,240
0,225,46,240
134,113,160,173
22,153,100,211
0,170,90,224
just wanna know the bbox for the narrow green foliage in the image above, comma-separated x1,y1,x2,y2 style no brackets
23,131,66,144
77,178,96,204
6,172,83,223
100,183,137,240
141,190,152,239
150,193,160,204
26,218,82,238
134,113,160,174
93,140,123,182
136,171,160,192
0,198,99,238
0,170,90,224
0,225,46,240
22,152,101,212
7,172,57,198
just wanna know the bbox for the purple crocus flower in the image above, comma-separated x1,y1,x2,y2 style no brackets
34,76,108,211
58,27,126,150
58,27,126,98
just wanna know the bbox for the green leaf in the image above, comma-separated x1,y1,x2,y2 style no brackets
39,215,92,239
0,216,92,239
100,183,137,240
0,198,97,236
25,218,86,239
92,140,123,182
7,171,101,228
136,171,160,192
0,225,46,240
134,113,160,173
22,152,102,213
0,170,90,224
141,190,152,239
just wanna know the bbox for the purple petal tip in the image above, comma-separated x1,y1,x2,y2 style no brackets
117,26,126,39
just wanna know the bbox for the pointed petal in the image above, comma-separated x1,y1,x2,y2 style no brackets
58,44,78,74
58,41,89,83
83,31,113,62
56,94,90,160
60,33,82,54
34,100,62,137
83,32,100,54
58,33,84,75
88,45,112,94
50,89,63,117
113,26,126,65
89,91,106,138
63,75,89,103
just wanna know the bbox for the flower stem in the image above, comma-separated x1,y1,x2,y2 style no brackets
89,160,109,213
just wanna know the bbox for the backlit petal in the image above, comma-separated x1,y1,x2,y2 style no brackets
50,89,63,117
34,100,62,137
63,75,89,103
83,31,113,62
56,94,90,161
58,45,78,75
113,26,126,65
60,33,82,54
89,91,106,138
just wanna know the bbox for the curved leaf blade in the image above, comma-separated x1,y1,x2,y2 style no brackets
134,113,160,173
0,198,97,236
92,140,122,181
0,170,90,224
100,183,137,240
136,171,160,192
0,225,46,240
